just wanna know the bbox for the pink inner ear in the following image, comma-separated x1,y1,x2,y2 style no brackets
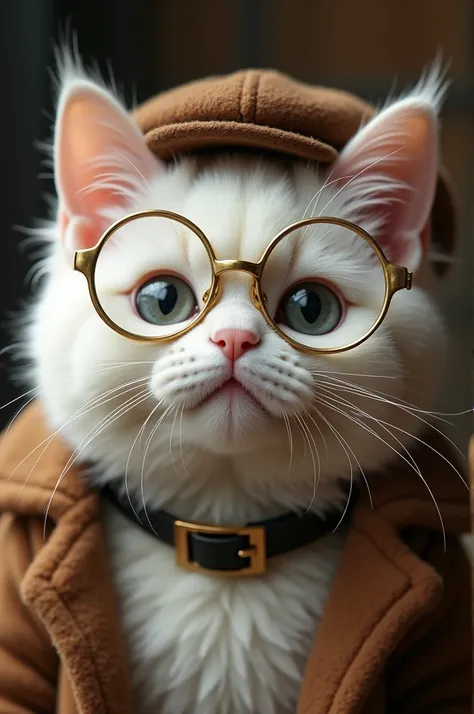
55,82,162,252
330,105,438,271
58,208,68,240
58,208,98,250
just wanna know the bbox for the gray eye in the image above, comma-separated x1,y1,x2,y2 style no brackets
135,275,197,326
280,282,343,335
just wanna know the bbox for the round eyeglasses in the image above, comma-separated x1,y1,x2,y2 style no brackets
73,210,412,354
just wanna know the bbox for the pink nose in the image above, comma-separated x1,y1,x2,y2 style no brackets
211,329,259,361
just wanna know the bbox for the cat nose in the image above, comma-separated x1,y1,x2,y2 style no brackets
211,329,259,361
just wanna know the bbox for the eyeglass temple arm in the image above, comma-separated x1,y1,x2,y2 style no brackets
387,264,413,292
74,248,95,276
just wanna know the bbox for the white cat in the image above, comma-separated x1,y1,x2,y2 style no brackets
27,56,447,714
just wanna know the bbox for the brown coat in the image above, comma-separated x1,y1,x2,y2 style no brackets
0,402,470,714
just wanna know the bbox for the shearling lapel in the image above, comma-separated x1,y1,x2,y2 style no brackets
296,506,443,714
297,435,468,714
0,403,133,714
20,495,133,714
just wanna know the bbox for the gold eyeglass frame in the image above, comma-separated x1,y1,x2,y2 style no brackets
73,209,413,355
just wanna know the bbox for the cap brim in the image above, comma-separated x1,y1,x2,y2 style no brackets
144,120,337,164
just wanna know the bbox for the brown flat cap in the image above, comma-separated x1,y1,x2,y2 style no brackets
133,69,455,273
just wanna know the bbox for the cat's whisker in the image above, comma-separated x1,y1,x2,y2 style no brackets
282,413,294,480
136,401,172,512
316,382,451,486
140,400,174,480
315,384,424,476
301,167,334,220
300,169,370,243
303,403,329,459
91,360,157,371
43,389,152,537
315,372,471,420
311,395,448,548
10,379,150,485
300,170,349,239
314,388,425,502
168,406,182,480
377,417,468,491
292,413,308,461
300,412,321,496
315,376,441,419
303,403,373,511
309,369,399,380
316,377,466,461
316,148,403,218
292,413,320,514
117,151,153,198
143,404,170,455
139,404,176,537
83,377,151,409
0,385,41,412
135,392,164,453
308,404,356,531
314,374,456,435
301,166,363,224
124,397,167,523
137,401,175,517
178,403,189,478
0,389,44,457
48,388,152,492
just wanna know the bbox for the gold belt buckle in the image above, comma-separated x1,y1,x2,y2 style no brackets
174,520,266,577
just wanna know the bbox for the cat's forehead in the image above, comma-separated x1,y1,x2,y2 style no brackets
177,161,304,260
108,158,373,282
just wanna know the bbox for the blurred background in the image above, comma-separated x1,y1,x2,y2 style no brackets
0,0,473,450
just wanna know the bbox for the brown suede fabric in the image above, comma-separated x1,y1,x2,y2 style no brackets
0,402,470,714
132,69,456,270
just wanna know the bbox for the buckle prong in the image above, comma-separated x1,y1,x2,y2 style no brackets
238,548,256,558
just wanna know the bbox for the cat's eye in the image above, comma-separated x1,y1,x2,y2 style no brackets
279,282,343,335
135,275,198,326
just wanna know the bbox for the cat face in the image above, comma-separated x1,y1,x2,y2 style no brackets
28,61,446,518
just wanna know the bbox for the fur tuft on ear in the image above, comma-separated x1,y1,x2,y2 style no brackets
53,50,162,253
327,62,448,273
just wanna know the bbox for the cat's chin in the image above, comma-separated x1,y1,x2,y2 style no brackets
180,381,278,453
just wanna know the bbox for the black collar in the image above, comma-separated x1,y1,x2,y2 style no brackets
99,482,358,577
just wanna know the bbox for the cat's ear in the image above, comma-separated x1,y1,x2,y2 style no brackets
330,75,445,272
54,78,162,252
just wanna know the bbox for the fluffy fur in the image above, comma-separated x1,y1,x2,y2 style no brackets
24,57,449,714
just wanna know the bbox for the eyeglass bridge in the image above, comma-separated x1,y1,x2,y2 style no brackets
214,259,263,278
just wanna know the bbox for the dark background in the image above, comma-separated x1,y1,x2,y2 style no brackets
1,0,473,447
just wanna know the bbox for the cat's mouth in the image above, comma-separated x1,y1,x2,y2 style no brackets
189,376,265,413
219,377,248,395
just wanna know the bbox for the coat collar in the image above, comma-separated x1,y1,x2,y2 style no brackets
0,402,469,714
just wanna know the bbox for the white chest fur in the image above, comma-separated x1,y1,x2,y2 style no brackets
104,505,346,714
